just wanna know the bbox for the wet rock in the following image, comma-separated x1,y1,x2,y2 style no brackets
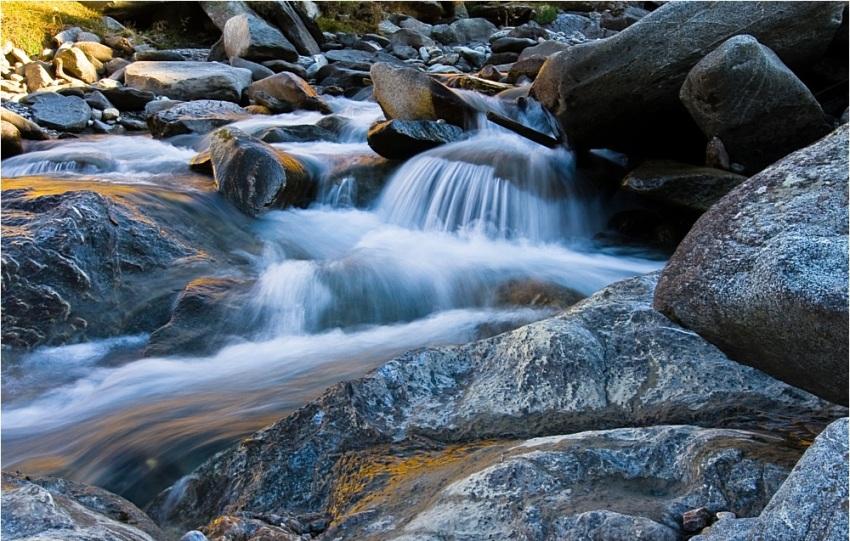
230,56,275,81
257,124,337,143
246,71,331,113
209,127,313,216
150,272,842,529
202,514,301,540
680,35,831,173
248,1,322,56
450,18,498,43
101,86,157,110
622,160,747,212
54,47,97,83
1,472,161,541
148,99,249,138
655,126,849,405
181,531,208,541
125,61,253,102
1,120,22,156
223,13,298,62
370,62,475,127
367,119,464,159
74,41,114,62
22,62,53,92
494,279,585,310
315,64,369,89
693,418,849,541
26,92,91,132
532,2,845,154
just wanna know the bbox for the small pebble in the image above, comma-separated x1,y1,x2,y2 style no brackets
715,511,736,521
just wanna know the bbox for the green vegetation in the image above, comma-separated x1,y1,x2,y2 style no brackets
316,1,382,34
0,1,107,54
533,4,560,25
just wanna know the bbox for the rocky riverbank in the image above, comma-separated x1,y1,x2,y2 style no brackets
2,1,848,540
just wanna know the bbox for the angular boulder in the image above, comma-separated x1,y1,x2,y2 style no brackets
74,41,114,62
693,418,849,541
449,17,498,43
1,472,161,541
125,61,253,102
209,127,312,216
532,1,845,153
223,13,298,62
22,62,54,92
367,119,464,159
370,62,475,127
26,93,91,132
248,0,321,55
147,100,249,138
149,273,842,529
245,71,331,113
622,160,747,212
654,126,849,405
680,35,831,173
54,47,98,83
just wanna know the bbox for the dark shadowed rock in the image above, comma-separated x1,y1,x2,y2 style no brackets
230,56,275,80
101,87,157,111
1,120,22,156
200,0,252,30
367,119,464,159
370,62,475,127
532,1,845,153
315,64,369,89
654,126,849,405
491,36,537,54
680,35,831,173
125,61,253,102
450,18,498,43
693,418,849,541
148,100,249,138
209,127,312,216
149,273,841,530
246,72,331,113
1,107,49,140
1,472,161,541
223,13,298,62
26,93,91,132
622,160,747,212
261,59,307,79
247,0,322,55
389,28,435,49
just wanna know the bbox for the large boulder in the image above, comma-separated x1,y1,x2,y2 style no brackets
680,35,831,173
54,47,98,83
245,71,331,113
149,272,842,530
209,127,312,216
1,120,22,157
1,107,49,140
25,93,91,132
370,62,475,127
694,417,849,541
223,13,298,62
147,99,249,138
622,160,747,212
654,126,849,405
449,18,498,43
532,2,845,154
200,0,252,29
367,119,464,159
1,472,161,541
125,61,253,102
248,0,321,55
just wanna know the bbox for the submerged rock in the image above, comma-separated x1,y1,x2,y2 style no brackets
366,119,464,159
125,61,253,102
149,272,841,530
622,160,747,212
680,35,831,173
693,417,849,541
655,126,849,405
1,472,161,541
147,99,249,138
209,127,313,216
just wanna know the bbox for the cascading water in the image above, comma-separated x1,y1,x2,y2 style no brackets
1,95,664,505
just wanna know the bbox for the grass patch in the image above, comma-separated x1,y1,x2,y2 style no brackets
316,1,382,35
533,4,560,25
0,1,107,55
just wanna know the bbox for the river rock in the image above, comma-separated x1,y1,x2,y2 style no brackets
680,35,831,173
147,99,249,138
654,126,849,405
100,86,157,110
22,62,53,92
200,0,251,30
149,272,842,529
532,1,845,153
449,18,498,43
223,13,298,62
367,119,464,159
326,425,802,540
26,92,91,132
246,71,331,113
1,120,22,156
209,127,312,216
248,0,322,56
1,107,48,139
53,47,98,83
370,62,474,127
1,472,161,541
693,418,849,541
125,61,252,102
390,28,435,50
74,41,114,62
230,56,274,80
622,160,747,212
491,36,537,54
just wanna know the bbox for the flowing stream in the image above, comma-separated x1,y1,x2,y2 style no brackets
1,96,663,505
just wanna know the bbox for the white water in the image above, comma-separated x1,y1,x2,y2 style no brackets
1,96,663,503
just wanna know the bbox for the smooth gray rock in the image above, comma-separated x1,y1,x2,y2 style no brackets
26,93,91,132
367,119,464,159
622,160,747,212
125,61,252,102
147,99,248,138
680,35,831,173
370,62,474,127
655,126,849,405
532,1,845,153
248,0,322,56
1,472,160,541
491,36,537,54
100,86,157,110
209,127,312,216
389,28,435,49
449,18,498,43
230,56,275,81
149,273,842,530
223,13,298,62
693,418,849,541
